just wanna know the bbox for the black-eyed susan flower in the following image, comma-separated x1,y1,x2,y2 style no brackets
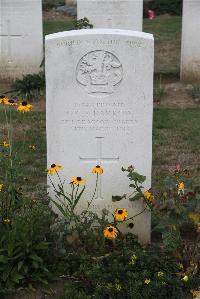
103,225,118,240
7,99,17,106
177,181,185,195
114,208,128,222
3,218,11,225
143,190,154,201
92,165,104,175
0,95,9,105
48,164,62,175
144,278,151,284
0,141,9,147
17,101,32,113
70,176,85,185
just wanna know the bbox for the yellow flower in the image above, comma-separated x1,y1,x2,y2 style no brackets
196,223,200,233
0,141,9,147
3,218,11,225
188,212,200,224
144,278,151,284
0,184,4,192
129,254,137,265
114,208,128,222
48,164,62,175
157,271,164,277
103,225,118,240
70,176,86,185
115,283,122,291
92,165,104,175
182,275,189,282
0,95,9,105
7,99,17,106
143,190,154,201
17,101,32,113
29,145,36,150
177,181,185,194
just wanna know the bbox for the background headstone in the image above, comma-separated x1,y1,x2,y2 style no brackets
45,29,154,243
77,0,143,31
0,0,43,81
181,0,200,82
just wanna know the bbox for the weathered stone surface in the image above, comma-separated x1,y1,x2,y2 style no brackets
0,0,43,81
45,29,154,243
77,0,143,31
181,0,200,82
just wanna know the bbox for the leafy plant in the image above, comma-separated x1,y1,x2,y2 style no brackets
60,235,200,299
75,18,93,29
12,73,45,101
0,201,55,294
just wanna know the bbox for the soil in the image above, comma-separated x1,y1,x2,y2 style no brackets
154,82,200,108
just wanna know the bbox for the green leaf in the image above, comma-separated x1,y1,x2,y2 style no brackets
112,194,126,202
128,172,146,184
129,193,142,202
0,255,8,264
73,186,85,209
50,198,68,217
162,229,181,251
34,242,50,250
29,254,43,263
17,261,24,271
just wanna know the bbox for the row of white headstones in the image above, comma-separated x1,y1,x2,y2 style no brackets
0,0,200,82
0,0,199,243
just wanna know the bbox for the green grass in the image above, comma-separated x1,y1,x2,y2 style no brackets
144,15,182,75
0,110,46,197
153,108,200,186
43,15,182,75
43,20,76,36
0,108,199,195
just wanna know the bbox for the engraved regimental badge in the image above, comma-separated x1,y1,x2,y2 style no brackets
76,50,123,96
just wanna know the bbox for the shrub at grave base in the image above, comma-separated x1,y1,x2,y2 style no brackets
0,96,200,297
0,201,55,294
60,236,200,299
12,73,45,101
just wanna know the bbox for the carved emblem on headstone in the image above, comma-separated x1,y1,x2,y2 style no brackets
76,50,123,95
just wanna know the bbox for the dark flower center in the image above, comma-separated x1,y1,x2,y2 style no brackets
8,99,14,104
118,210,123,214
77,177,82,181
0,95,5,99
51,164,56,168
22,101,27,106
96,165,100,168
108,227,113,232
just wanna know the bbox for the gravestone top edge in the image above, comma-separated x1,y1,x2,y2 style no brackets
45,29,153,41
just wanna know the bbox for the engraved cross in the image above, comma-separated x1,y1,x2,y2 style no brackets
79,137,119,199
0,20,22,63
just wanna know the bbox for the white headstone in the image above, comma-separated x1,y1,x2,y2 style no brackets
77,0,143,31
181,0,200,82
0,0,43,81
45,29,154,243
